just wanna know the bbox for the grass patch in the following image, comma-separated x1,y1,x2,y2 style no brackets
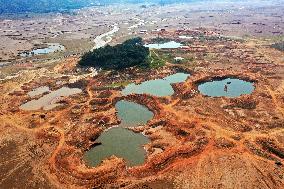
106,81,131,88
148,50,166,69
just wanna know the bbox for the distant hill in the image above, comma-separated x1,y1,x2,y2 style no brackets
0,0,91,14
0,0,196,14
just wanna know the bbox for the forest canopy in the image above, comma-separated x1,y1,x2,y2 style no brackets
78,37,150,70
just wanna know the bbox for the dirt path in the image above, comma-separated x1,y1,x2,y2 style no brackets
91,25,119,51
48,127,65,169
265,85,284,116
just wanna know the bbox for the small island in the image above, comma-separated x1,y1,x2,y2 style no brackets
79,37,150,70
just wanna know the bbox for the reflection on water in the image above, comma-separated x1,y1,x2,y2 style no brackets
144,41,184,49
20,43,65,57
198,78,254,97
84,100,153,167
122,73,190,97
84,127,149,167
115,100,154,127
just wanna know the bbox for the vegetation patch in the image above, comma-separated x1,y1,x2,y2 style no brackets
150,37,173,44
271,41,284,51
106,81,131,88
79,37,150,70
257,138,284,159
148,50,166,68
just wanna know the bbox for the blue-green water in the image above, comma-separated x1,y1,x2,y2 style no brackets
198,78,254,97
115,100,154,127
122,73,190,97
83,127,149,167
84,100,153,167
163,73,189,83
20,43,65,57
144,41,184,49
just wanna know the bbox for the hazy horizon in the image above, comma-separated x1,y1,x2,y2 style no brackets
0,0,272,14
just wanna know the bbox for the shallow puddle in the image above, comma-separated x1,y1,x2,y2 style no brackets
198,78,254,97
21,43,65,57
27,86,50,97
20,87,82,110
122,73,190,97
